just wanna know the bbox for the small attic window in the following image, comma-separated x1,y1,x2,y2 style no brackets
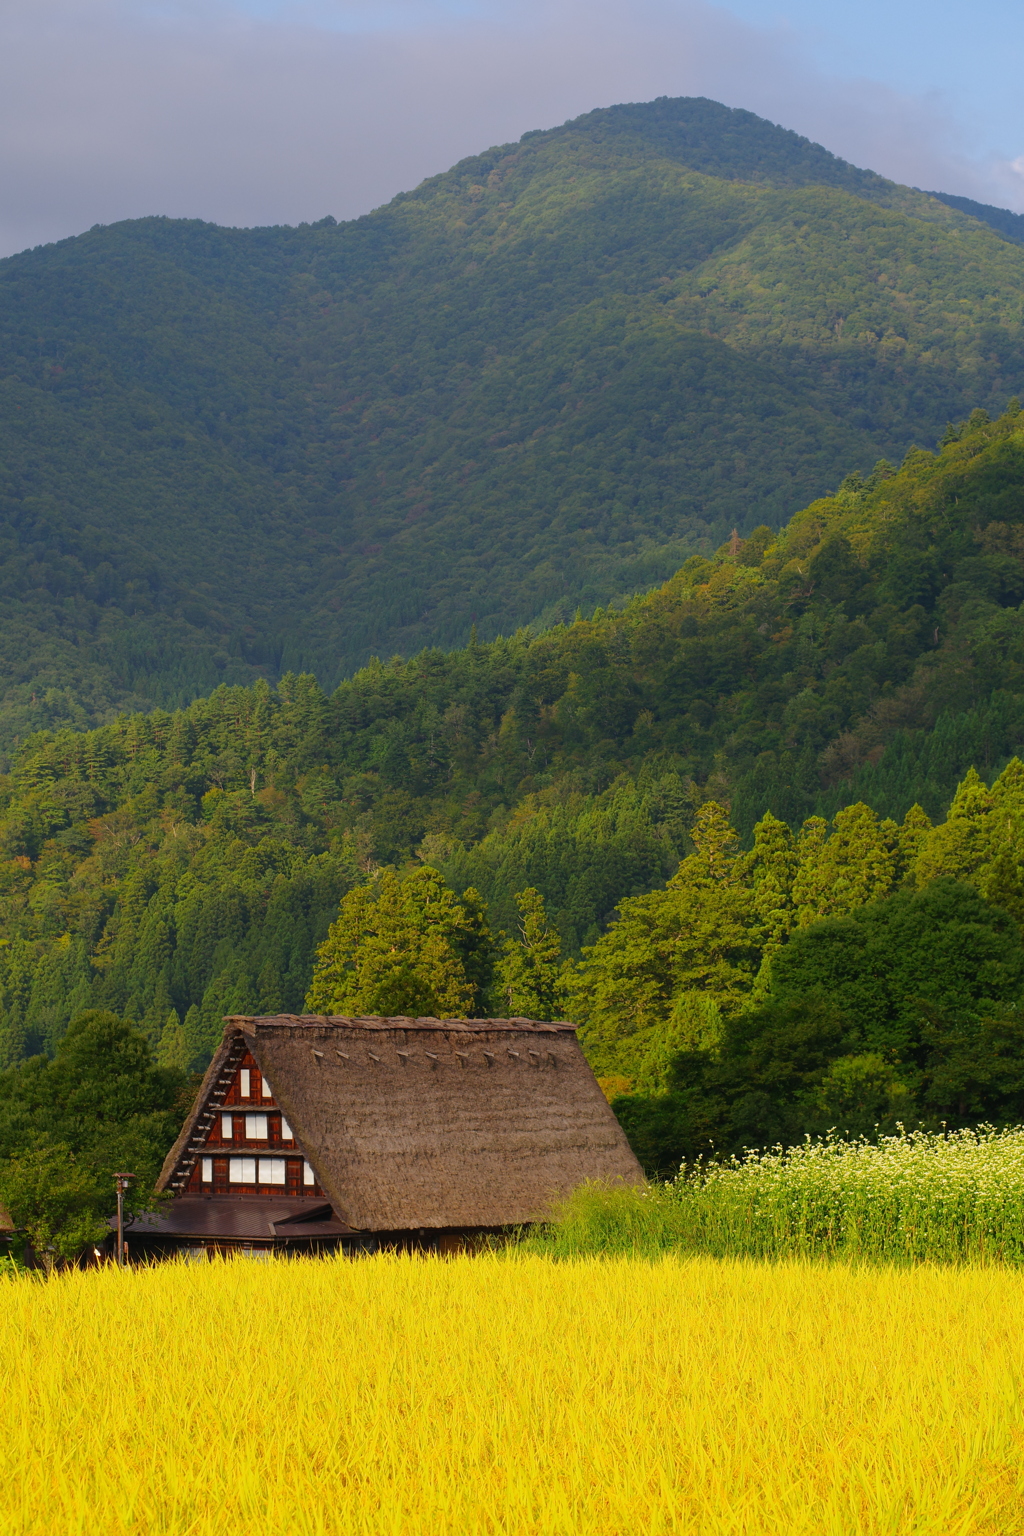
229,1157,256,1184
261,1076,273,1099
303,1161,315,1186
280,1117,293,1141
221,1114,234,1140
239,1069,251,1099
245,1114,268,1140
201,1158,212,1183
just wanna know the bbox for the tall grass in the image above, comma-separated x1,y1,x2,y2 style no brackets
530,1126,1024,1263
3,1251,1024,1533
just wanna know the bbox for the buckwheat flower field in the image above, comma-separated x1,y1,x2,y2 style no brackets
675,1125,1024,1263
3,1251,1024,1535
536,1127,1024,1264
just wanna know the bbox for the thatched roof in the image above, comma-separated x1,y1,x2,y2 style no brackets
157,1015,643,1231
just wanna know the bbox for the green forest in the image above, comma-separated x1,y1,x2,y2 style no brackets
2,96,1024,751
5,401,1024,1237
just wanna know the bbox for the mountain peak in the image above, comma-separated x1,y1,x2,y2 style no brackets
531,96,890,196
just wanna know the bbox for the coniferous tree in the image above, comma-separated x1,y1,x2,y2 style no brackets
897,804,933,878
496,888,568,1020
156,1010,189,1073
792,803,897,924
571,803,759,1081
305,866,491,1018
742,811,798,972
912,768,997,886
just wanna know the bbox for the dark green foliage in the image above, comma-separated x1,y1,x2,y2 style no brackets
0,1010,187,1259
619,882,1024,1175
769,880,1024,1057
2,98,1024,747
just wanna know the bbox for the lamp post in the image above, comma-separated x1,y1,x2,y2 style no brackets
113,1173,134,1267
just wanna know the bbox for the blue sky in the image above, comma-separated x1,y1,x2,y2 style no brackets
0,0,1020,257
725,0,1023,165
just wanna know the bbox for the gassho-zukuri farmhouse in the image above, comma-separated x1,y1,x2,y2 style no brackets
130,1013,644,1257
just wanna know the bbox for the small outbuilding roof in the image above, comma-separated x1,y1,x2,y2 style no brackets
157,1014,643,1232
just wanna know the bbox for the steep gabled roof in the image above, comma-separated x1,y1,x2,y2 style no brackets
157,1015,643,1231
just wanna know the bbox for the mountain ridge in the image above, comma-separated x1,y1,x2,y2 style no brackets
1,96,1023,748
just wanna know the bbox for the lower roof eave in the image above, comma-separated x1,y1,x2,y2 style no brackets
122,1197,356,1240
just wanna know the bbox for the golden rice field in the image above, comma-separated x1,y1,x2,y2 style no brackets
3,1253,1024,1535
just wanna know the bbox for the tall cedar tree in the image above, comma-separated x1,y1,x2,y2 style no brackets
305,866,492,1018
495,888,568,1021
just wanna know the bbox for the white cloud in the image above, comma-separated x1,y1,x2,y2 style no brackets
0,0,1020,258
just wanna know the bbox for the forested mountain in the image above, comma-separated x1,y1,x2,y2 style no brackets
2,404,1024,1074
3,97,1024,748
926,191,1024,244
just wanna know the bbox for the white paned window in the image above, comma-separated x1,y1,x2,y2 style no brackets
239,1069,251,1099
261,1076,273,1099
221,1113,234,1140
280,1117,293,1141
245,1113,268,1140
259,1158,286,1186
303,1161,315,1186
201,1158,213,1183
229,1157,256,1184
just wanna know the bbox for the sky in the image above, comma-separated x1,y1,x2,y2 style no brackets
0,0,1021,258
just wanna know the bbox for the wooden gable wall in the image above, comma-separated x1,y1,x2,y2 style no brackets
179,1046,325,1199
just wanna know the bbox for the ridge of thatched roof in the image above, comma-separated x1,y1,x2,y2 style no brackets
158,1015,643,1232
223,1014,577,1033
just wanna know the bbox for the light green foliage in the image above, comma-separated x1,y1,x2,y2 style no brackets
589,770,1024,1171
306,866,488,1018
574,794,930,1084
814,1052,914,1131
571,802,759,1078
156,1011,190,1073
495,888,568,1021
910,760,1024,924
912,768,997,886
740,811,798,969
628,991,726,1095
791,802,898,924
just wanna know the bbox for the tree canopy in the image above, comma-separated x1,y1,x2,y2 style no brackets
305,866,490,1017
0,1010,186,1261
3,407,1024,1073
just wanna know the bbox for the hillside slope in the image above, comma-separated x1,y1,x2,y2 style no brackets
3,405,1024,1064
2,97,1024,746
